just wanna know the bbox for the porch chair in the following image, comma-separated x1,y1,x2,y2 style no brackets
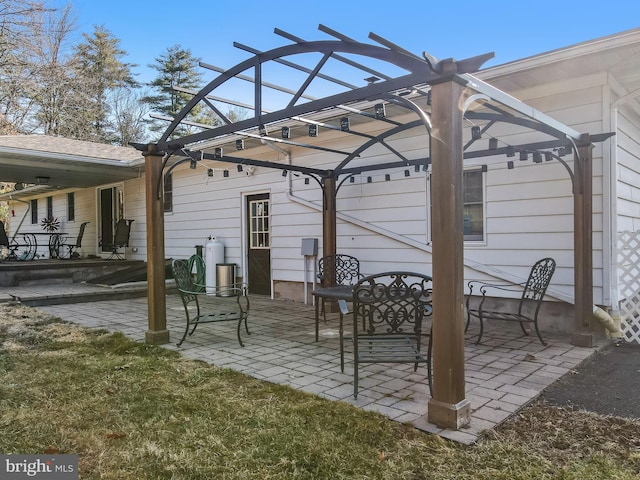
337,271,433,399
100,219,134,260
465,257,556,346
0,221,15,260
60,221,89,259
171,256,250,347
316,254,363,338
0,221,32,261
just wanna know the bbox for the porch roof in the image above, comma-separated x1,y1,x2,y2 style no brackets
0,135,143,200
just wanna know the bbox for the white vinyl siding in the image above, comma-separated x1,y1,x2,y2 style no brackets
615,110,640,232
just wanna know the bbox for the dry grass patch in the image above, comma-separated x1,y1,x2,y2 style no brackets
1,304,639,479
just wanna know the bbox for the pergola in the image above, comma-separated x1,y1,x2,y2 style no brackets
133,25,611,430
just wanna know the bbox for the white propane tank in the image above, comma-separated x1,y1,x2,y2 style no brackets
205,236,224,294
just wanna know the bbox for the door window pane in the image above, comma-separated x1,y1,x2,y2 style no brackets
249,200,270,249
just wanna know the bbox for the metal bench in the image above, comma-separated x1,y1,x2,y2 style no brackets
171,256,250,347
338,271,433,399
465,257,556,346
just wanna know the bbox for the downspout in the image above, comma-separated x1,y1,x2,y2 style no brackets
601,82,618,308
9,196,30,242
593,305,623,339
607,106,619,307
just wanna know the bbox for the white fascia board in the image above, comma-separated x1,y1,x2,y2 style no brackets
0,145,141,167
460,73,584,142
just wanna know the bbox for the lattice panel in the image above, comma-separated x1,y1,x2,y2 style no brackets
618,230,640,344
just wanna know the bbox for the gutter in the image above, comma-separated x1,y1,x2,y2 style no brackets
0,145,140,168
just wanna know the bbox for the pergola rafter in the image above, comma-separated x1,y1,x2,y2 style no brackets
134,25,612,431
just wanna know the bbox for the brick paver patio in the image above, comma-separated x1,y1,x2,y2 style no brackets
5,283,599,444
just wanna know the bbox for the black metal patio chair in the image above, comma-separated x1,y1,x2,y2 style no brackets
338,271,433,399
172,256,250,347
0,220,14,260
0,221,34,261
465,257,556,346
315,254,363,339
59,221,89,259
100,219,134,260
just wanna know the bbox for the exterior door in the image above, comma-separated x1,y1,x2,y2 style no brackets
98,185,124,255
247,193,271,295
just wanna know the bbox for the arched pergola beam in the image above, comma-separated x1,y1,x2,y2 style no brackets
157,40,445,147
334,119,425,174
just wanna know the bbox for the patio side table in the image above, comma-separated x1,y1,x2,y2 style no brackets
311,285,353,342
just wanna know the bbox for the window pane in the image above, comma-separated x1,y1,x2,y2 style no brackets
464,205,484,237
249,199,270,249
463,171,483,203
163,174,173,213
31,199,38,224
463,170,484,241
67,192,75,221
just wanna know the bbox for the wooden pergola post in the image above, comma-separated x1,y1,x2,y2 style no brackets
427,70,471,430
144,145,169,345
571,137,595,347
322,176,337,286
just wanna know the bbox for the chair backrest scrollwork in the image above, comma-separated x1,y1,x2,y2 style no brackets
353,271,433,336
318,254,362,287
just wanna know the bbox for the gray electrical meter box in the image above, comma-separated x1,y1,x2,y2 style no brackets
301,238,318,256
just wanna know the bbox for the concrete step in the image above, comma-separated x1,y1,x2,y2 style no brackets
16,272,74,286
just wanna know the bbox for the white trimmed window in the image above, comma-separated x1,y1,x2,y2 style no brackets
427,168,485,242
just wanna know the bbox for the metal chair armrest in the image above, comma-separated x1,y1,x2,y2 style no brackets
467,280,525,297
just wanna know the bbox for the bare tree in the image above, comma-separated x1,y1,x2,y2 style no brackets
111,86,150,146
30,3,78,135
0,1,50,133
1,3,141,144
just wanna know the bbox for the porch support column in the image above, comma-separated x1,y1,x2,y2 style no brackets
144,145,169,345
427,71,471,430
322,176,337,286
571,137,595,347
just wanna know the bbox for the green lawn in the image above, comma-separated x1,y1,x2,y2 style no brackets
1,304,638,479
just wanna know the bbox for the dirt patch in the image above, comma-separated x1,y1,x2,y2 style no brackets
540,341,640,420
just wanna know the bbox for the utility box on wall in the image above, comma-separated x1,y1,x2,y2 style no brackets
301,238,318,256
301,238,318,305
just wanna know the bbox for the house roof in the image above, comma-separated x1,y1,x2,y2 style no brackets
0,135,143,200
481,27,640,116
